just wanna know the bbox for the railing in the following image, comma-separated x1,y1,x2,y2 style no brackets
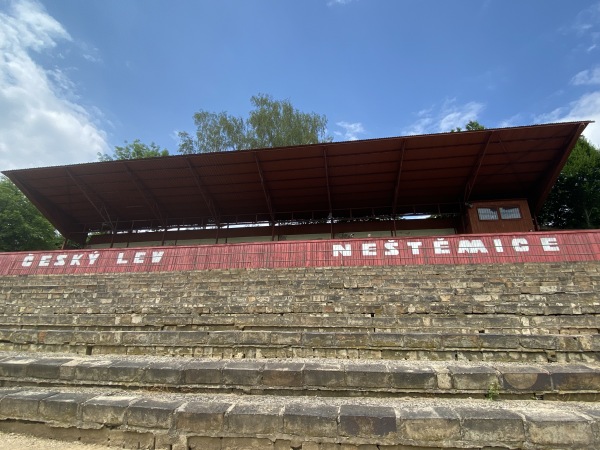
1,230,599,275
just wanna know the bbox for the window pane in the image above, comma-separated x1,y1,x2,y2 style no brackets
500,207,521,220
477,207,498,221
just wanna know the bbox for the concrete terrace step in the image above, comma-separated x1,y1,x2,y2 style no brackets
0,329,598,362
1,313,599,334
0,353,599,401
0,386,599,449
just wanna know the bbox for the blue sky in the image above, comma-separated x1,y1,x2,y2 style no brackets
2,0,600,170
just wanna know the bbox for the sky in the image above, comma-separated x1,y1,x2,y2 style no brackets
2,0,600,170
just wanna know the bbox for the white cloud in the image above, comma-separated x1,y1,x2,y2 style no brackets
569,2,600,52
536,91,600,147
334,121,365,141
571,67,600,85
0,0,110,171
327,0,354,6
403,99,485,135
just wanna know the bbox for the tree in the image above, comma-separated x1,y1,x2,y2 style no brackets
0,177,61,252
178,94,331,154
538,136,600,229
451,120,486,132
98,140,169,161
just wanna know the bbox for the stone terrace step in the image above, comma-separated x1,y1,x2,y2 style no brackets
1,312,598,334
0,329,598,362
1,353,599,401
0,386,599,449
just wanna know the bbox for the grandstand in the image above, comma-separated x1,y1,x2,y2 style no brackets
0,122,598,449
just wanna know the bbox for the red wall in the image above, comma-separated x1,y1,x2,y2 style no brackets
1,230,599,276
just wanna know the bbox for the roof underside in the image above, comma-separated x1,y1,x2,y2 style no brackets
3,122,589,242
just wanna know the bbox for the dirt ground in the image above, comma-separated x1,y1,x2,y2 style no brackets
0,432,111,450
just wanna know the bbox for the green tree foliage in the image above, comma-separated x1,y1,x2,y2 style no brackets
0,177,61,252
451,120,486,132
538,136,600,229
98,140,169,161
178,94,331,154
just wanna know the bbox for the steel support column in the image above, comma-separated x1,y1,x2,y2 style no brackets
463,131,494,203
254,152,275,223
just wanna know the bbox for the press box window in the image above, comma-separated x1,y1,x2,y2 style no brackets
477,207,499,221
477,206,522,221
499,207,521,220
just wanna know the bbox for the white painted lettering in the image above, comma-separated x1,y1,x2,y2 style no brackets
493,239,504,253
88,252,100,265
116,252,129,264
54,254,67,266
362,243,376,256
384,240,399,256
133,251,146,263
541,237,559,252
512,238,529,252
433,238,450,254
70,254,83,265
151,251,165,263
406,241,423,255
458,240,488,254
21,254,34,267
39,255,51,267
333,244,352,257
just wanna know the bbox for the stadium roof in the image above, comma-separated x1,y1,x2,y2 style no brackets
3,121,589,244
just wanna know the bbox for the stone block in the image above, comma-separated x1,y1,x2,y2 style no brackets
270,332,302,346
548,365,600,391
262,362,304,387
175,401,231,433
524,409,593,446
500,366,551,392
442,334,482,349
304,362,345,388
345,363,389,389
389,365,437,390
142,360,186,385
339,405,396,437
222,437,274,450
126,398,184,429
0,390,57,420
73,359,114,382
82,395,138,426
479,334,520,349
182,360,226,385
0,357,36,378
107,360,149,383
222,361,264,386
208,331,240,345
303,332,336,348
397,405,461,442
403,334,441,350
369,333,404,348
457,407,525,444
187,436,223,450
283,403,338,437
226,403,283,435
335,333,369,348
448,365,499,391
25,358,72,380
39,392,96,424
519,335,557,350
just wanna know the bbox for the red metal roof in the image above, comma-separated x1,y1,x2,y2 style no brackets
3,122,589,243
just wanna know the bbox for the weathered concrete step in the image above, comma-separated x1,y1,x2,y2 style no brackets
0,329,598,363
3,293,599,315
1,313,598,335
0,386,599,449
1,353,599,401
